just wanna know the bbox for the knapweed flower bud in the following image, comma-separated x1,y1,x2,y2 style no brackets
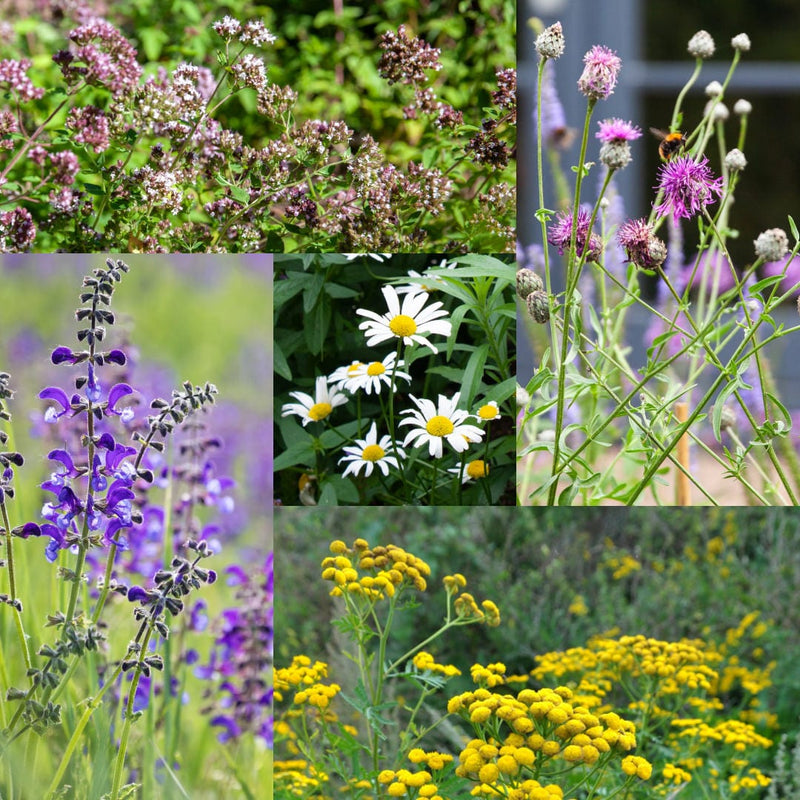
526,290,551,324
734,98,752,116
724,148,747,171
731,33,751,52
705,100,729,122
577,45,621,101
535,21,565,60
599,140,632,170
705,80,723,97
754,228,789,262
516,268,544,299
720,404,737,433
688,30,715,59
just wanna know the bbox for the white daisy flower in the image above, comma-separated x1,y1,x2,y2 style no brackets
343,253,390,261
395,259,458,295
475,400,501,422
281,376,348,426
448,459,490,483
332,353,411,395
399,392,484,459
339,422,404,478
357,285,452,354
328,360,367,387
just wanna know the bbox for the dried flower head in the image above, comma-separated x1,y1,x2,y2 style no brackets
688,30,716,59
535,21,565,60
653,155,724,222
577,45,621,101
754,228,789,262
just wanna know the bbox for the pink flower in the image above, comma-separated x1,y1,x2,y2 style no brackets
0,58,44,102
653,155,724,222
66,105,110,153
577,45,621,100
548,207,602,262
596,118,641,142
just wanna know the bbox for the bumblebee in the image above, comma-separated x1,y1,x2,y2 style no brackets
650,128,687,161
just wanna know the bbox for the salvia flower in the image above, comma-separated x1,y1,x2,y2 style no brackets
577,45,621,101
547,207,602,262
399,392,484,459
754,228,789,262
281,376,347,426
356,285,452,354
617,218,667,270
653,155,724,222
338,422,404,478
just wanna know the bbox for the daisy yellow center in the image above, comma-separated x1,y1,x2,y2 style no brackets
389,314,417,337
348,362,365,375
426,415,454,437
478,404,497,420
466,460,488,479
361,444,386,462
309,402,332,421
366,361,386,376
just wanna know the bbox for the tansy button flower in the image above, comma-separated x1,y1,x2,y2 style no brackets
339,422,404,478
281,375,347,426
330,353,411,395
399,392,484,458
357,285,452,354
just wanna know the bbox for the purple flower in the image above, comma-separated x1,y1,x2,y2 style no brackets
0,207,36,252
577,45,621,101
547,207,602,262
0,58,44,102
617,218,667,270
653,155,724,222
596,118,641,143
39,386,78,423
66,105,110,153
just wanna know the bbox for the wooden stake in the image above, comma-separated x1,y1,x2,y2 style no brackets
675,402,690,505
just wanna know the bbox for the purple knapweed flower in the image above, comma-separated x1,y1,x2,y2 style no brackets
653,155,724,222
547,207,602,262
617,218,667,271
596,118,641,143
577,45,621,100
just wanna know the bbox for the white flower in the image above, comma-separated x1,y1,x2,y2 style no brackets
330,353,411,395
339,422,404,478
399,392,484,458
281,376,347,426
395,259,458,295
448,459,490,483
343,253,390,261
357,285,452,354
475,400,501,422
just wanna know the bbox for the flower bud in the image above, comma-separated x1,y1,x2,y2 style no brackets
516,268,544,299
733,98,752,116
754,228,789,262
535,22,565,60
705,80,723,97
688,30,715,59
724,148,747,172
599,140,632,171
526,290,551,324
731,33,751,52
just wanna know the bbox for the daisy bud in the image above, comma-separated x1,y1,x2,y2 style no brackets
724,148,747,172
535,21,565,60
731,33,751,53
516,268,544,299
754,228,789,262
526,290,551,324
688,30,715,59
734,98,752,116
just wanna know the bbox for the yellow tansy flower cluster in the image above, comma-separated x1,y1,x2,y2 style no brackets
471,662,507,688
728,766,771,792
671,718,773,751
274,655,330,702
605,553,642,580
412,651,462,677
377,766,443,799
321,538,432,600
443,572,467,593
407,748,455,771
621,755,653,780
662,762,692,784
449,684,641,782
454,592,501,626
